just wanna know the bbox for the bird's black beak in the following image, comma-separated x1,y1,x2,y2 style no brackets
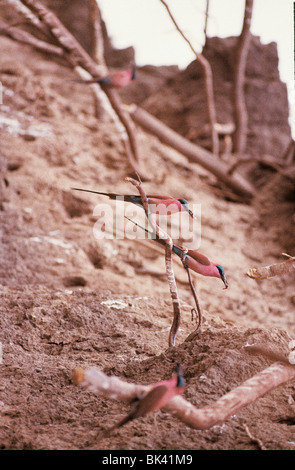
175,363,185,388
188,208,196,219
131,62,136,80
175,362,183,374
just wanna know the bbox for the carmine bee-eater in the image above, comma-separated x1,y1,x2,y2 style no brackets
101,363,185,439
125,217,229,289
71,187,195,218
75,63,136,88
173,245,228,289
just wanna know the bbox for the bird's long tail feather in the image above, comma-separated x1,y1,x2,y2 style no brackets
124,216,182,259
71,188,120,200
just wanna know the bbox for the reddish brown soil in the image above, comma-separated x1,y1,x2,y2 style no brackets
0,35,295,451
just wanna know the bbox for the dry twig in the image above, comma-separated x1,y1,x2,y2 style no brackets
247,254,295,280
227,154,286,176
243,423,266,450
159,0,219,156
88,0,105,65
86,0,114,119
203,0,210,42
233,0,253,155
6,0,50,34
5,0,145,178
125,216,202,331
0,18,63,55
126,176,181,347
72,361,295,431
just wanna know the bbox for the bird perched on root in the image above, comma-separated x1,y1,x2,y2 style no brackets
173,245,228,289
74,63,136,88
125,217,229,289
100,363,185,439
71,187,196,219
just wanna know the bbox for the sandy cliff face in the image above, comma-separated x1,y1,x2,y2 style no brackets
0,3,294,451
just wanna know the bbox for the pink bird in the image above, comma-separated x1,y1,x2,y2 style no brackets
126,217,228,289
71,187,195,218
173,246,228,289
101,363,185,439
75,63,136,88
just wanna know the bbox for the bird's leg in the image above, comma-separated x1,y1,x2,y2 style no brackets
182,266,202,343
179,250,202,332
180,250,189,269
187,268,202,330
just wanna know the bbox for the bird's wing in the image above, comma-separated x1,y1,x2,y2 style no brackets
187,250,211,266
132,385,169,418
104,385,168,437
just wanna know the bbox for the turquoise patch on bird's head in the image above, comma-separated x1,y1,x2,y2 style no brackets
216,265,229,289
216,265,225,276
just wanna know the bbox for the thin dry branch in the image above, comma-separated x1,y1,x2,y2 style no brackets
20,0,100,69
244,344,294,365
243,423,267,450
165,241,182,347
203,0,210,42
247,254,295,280
233,0,253,155
227,154,286,176
126,177,181,347
6,0,50,35
0,18,63,55
105,89,143,171
72,361,295,431
88,0,105,65
159,0,219,156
